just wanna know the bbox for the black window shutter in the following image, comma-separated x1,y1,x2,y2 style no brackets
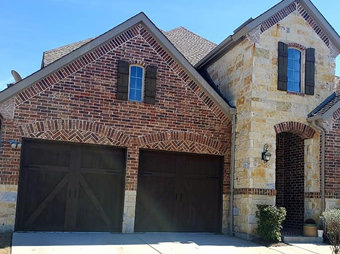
278,41,288,91
144,66,157,105
116,60,129,100
305,48,315,95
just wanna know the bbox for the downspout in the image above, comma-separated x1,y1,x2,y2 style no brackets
229,113,237,235
311,120,325,213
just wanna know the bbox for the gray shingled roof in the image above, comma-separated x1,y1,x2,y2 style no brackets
42,27,216,67
162,27,217,65
309,92,340,117
42,37,95,67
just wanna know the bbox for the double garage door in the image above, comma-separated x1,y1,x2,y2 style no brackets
16,139,222,232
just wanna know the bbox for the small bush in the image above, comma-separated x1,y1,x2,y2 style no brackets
322,209,340,254
255,205,286,242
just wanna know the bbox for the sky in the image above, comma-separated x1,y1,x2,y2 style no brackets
1,0,340,90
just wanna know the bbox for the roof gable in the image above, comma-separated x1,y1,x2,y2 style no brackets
196,0,340,69
0,12,235,118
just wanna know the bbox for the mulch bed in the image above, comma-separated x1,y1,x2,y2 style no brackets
252,238,288,247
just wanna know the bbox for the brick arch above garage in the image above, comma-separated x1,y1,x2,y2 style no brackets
137,131,229,156
18,119,130,147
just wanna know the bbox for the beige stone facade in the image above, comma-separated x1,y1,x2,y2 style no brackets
0,185,17,232
207,10,337,235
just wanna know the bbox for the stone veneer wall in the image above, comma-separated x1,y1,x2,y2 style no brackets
0,24,232,232
207,9,336,235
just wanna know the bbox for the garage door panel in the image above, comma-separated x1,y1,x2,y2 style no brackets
17,170,69,231
139,151,177,174
81,146,125,171
23,142,71,167
31,185,68,230
178,177,221,232
77,173,124,231
181,154,221,177
135,176,176,232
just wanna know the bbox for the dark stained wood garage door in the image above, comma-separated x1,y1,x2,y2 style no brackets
135,150,223,232
16,139,126,232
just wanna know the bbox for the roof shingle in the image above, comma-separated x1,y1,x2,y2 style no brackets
42,27,216,67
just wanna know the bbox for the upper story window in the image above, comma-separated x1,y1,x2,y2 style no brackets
116,60,157,105
278,42,315,95
287,48,301,93
128,65,144,102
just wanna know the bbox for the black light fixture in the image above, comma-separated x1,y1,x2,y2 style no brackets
262,144,271,162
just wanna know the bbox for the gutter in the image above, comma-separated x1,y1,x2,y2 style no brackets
310,120,325,213
229,113,237,235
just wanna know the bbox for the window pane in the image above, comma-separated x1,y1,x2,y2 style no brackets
295,71,300,81
136,67,143,77
288,60,293,69
136,78,142,90
135,89,142,101
288,70,294,80
130,77,136,89
287,81,294,91
129,89,136,100
131,66,137,77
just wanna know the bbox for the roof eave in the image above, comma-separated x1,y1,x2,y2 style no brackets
299,0,340,52
307,114,322,122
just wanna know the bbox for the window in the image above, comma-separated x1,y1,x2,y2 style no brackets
116,60,157,104
287,48,301,92
128,65,144,102
277,42,315,95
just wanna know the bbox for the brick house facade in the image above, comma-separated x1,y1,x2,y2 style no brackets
0,15,234,233
1,0,340,238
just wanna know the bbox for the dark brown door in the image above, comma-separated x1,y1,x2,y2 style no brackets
135,150,222,232
16,139,125,232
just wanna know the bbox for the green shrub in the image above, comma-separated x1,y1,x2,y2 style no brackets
255,205,286,242
322,209,340,254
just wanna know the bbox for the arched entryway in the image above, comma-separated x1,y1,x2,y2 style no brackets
274,122,315,234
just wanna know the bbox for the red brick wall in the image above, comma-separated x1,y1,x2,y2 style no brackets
276,132,304,229
324,112,340,196
0,24,231,193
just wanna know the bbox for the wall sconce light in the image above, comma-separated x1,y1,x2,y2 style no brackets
262,144,271,163
9,140,22,149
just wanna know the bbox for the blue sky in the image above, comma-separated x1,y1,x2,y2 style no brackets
1,0,340,90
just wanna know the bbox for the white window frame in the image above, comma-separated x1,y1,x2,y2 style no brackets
128,65,144,102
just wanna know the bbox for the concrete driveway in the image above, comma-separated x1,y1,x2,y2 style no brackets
12,232,332,254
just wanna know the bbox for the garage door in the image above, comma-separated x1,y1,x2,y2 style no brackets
135,150,223,232
16,139,126,232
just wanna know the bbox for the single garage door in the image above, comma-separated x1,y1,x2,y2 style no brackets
16,139,126,232
135,150,223,232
